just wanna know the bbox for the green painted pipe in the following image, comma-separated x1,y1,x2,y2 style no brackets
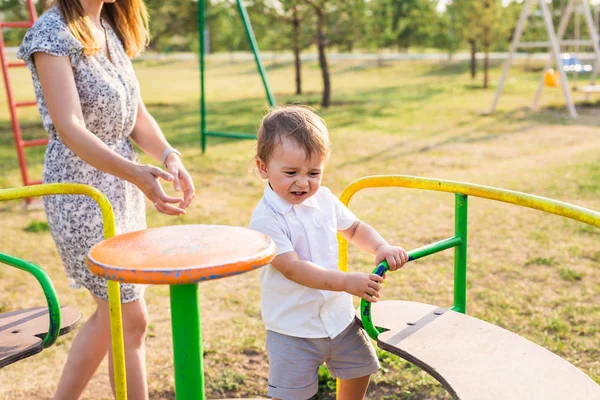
452,194,468,314
360,229,466,340
0,252,61,348
235,0,276,107
170,284,205,399
205,130,257,140
198,0,207,153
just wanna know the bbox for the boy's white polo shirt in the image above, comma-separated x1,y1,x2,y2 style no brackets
249,184,358,339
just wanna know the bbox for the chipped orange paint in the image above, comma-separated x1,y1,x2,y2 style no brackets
86,225,276,284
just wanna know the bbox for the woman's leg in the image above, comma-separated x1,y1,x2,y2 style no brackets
337,375,371,400
53,297,111,400
107,297,150,400
54,294,149,400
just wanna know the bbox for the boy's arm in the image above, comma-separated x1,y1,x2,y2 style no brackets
272,251,383,302
340,220,409,271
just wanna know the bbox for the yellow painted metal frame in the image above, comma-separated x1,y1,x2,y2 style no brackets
0,183,128,400
336,175,600,397
338,175,600,273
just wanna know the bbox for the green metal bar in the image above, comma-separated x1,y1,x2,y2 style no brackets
205,130,257,140
0,252,60,348
235,0,276,107
199,0,207,153
408,236,463,262
452,194,468,314
361,235,464,341
360,261,390,340
170,284,204,399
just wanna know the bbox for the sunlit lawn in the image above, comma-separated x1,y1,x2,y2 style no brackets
0,54,599,399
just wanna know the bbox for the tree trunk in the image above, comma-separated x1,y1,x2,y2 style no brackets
483,21,490,88
483,0,492,88
316,8,330,107
292,6,302,95
469,40,477,79
483,47,489,88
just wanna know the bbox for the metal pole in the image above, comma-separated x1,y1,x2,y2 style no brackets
581,0,600,101
0,253,61,348
575,2,581,82
489,0,532,114
532,0,574,110
540,0,579,118
453,194,468,314
170,284,205,399
235,0,276,107
199,0,207,153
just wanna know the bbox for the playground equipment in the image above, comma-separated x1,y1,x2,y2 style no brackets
0,183,128,397
0,185,101,369
0,252,80,368
561,53,593,73
198,0,275,152
338,175,600,399
490,0,600,118
0,0,47,187
86,224,276,400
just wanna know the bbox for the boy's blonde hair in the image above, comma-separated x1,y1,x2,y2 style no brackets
256,105,331,163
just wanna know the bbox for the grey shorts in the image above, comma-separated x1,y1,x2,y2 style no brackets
265,321,380,400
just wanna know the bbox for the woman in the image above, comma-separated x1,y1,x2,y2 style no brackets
17,1,195,398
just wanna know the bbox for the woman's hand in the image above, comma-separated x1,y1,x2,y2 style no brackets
129,163,186,215
164,153,195,209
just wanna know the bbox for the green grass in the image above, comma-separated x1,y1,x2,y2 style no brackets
23,220,49,232
0,55,599,399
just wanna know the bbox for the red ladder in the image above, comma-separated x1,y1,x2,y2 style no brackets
0,0,45,186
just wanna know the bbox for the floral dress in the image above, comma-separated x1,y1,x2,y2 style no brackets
17,6,146,302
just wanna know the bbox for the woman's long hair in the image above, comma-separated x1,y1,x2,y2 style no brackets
54,0,149,58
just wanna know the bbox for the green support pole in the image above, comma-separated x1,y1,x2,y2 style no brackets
198,0,275,153
453,194,468,314
170,284,205,399
235,0,276,107
199,0,207,153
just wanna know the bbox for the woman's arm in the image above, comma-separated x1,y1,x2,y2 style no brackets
34,52,185,215
130,97,195,209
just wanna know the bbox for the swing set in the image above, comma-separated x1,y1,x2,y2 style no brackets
490,0,600,118
198,0,276,152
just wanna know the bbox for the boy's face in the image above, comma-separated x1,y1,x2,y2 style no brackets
257,136,325,205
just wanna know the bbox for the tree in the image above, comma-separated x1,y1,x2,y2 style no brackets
264,0,313,94
449,0,514,88
145,0,198,52
304,0,334,107
430,6,461,60
365,0,398,63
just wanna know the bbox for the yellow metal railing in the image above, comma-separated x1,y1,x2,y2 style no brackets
339,175,600,273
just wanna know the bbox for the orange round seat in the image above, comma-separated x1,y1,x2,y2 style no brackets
86,224,275,284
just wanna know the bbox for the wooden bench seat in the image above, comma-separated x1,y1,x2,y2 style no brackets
356,300,600,400
0,306,81,368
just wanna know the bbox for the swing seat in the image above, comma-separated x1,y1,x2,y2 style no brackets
356,300,600,400
544,69,560,87
577,85,600,93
